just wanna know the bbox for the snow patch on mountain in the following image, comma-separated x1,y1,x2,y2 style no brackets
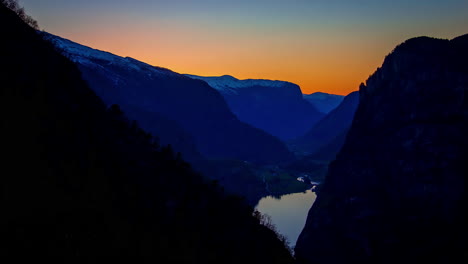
41,32,179,78
184,74,298,95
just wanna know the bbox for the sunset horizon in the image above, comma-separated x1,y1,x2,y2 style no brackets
2,0,467,262
19,0,468,95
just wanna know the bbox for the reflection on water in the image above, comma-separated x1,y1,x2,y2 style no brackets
255,190,316,248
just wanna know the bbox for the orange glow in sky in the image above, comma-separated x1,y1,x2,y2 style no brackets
21,0,468,95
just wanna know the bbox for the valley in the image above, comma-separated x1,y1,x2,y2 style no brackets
2,1,467,262
41,32,341,206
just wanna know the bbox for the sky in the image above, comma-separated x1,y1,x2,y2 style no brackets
20,0,468,95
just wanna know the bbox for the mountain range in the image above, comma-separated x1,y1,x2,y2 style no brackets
41,32,317,205
185,74,325,141
42,32,293,165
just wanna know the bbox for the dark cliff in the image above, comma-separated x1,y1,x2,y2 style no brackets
0,4,294,262
295,35,468,264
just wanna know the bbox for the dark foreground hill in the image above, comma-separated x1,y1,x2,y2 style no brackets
0,4,293,262
295,35,468,264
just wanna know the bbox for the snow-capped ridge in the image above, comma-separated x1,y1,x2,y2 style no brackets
184,74,299,95
41,32,178,78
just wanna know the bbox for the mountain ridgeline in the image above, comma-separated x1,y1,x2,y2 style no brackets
291,91,359,158
303,92,344,114
186,75,325,141
42,32,293,165
295,35,468,264
0,4,294,261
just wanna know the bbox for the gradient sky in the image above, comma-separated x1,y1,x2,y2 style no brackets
21,0,468,95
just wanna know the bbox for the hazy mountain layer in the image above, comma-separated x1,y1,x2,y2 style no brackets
303,92,344,114
291,91,359,158
186,74,324,141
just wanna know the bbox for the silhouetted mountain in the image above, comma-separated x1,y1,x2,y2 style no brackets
0,4,294,262
303,92,344,114
290,91,359,158
295,35,468,264
42,33,294,165
185,75,324,141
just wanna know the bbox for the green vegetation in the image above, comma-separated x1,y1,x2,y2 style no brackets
260,168,310,196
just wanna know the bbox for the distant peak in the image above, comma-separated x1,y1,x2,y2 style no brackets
307,92,340,96
184,74,299,94
304,92,345,98
220,75,237,79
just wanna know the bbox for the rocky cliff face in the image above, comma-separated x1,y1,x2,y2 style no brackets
295,35,468,264
186,75,324,141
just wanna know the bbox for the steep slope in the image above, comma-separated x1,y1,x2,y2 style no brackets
121,103,203,161
291,91,359,157
0,4,294,262
303,92,344,114
42,33,293,164
295,35,468,264
186,75,324,141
